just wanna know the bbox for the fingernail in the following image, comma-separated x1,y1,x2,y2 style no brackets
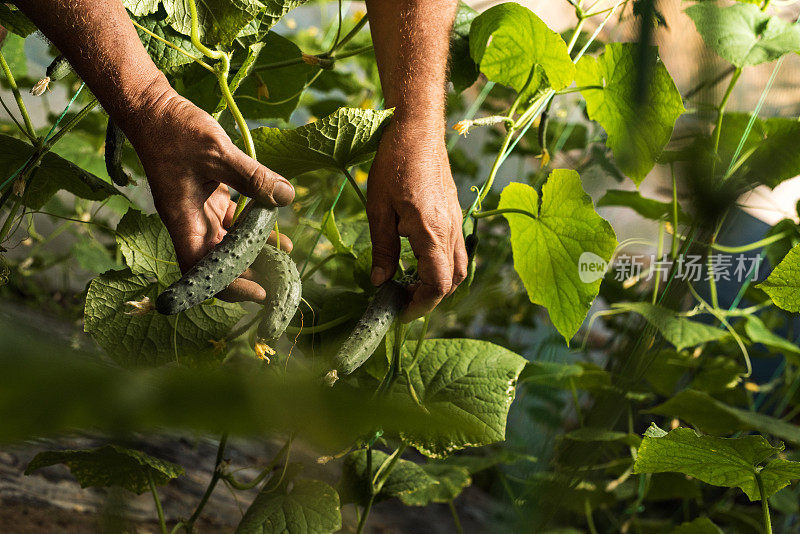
272,179,295,206
371,267,387,286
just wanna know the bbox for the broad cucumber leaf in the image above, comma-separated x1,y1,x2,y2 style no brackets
671,518,723,534
321,210,355,257
133,9,204,70
449,2,480,93
469,3,574,97
339,449,437,506
25,445,183,494
613,302,727,351
249,108,393,178
115,209,179,283
3,33,27,77
124,0,160,17
764,219,800,267
234,31,315,121
597,189,689,223
576,43,684,185
72,236,121,273
387,338,527,458
259,0,310,34
519,360,611,391
399,464,471,506
0,134,122,210
498,170,618,343
563,427,641,447
236,478,341,534
633,424,800,501
745,316,800,359
0,4,37,37
84,268,245,367
757,243,800,312
644,350,742,396
161,0,265,46
647,389,800,446
686,3,800,67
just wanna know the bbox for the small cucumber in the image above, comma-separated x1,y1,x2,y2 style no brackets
328,280,405,382
105,119,132,187
46,55,73,81
156,203,278,315
256,245,302,341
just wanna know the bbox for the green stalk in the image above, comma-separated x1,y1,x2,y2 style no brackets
301,252,352,281
711,68,742,178
711,230,791,254
555,85,603,95
756,471,773,534
448,501,464,534
223,438,292,490
342,168,368,208
472,208,537,221
0,195,22,244
0,50,37,143
44,98,99,148
184,434,227,532
0,94,36,143
652,222,665,304
284,312,356,335
671,165,679,259
330,14,369,54
149,474,169,534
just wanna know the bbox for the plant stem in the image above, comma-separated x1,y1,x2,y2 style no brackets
223,437,292,490
284,312,356,335
44,98,99,148
342,168,368,208
756,471,773,534
184,433,228,532
0,195,22,244
555,85,603,95
331,44,374,60
711,68,742,178
130,19,213,72
149,474,169,534
0,50,37,143
472,208,537,221
670,165,679,259
224,309,265,342
301,252,353,281
652,222,665,304
585,498,599,534
0,94,36,143
448,501,464,534
330,14,369,54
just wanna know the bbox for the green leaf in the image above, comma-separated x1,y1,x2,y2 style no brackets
115,209,179,283
133,9,204,70
3,34,28,78
469,3,575,97
671,517,723,534
644,350,742,396
498,171,618,343
648,389,800,446
84,268,245,367
249,108,393,178
564,427,641,447
576,43,684,185
756,243,800,312
321,210,355,257
519,360,611,391
25,445,183,494
236,478,341,534
597,189,688,223
686,3,800,67
0,134,122,210
764,219,800,267
400,464,471,506
162,0,265,46
123,0,160,17
633,424,800,501
339,449,437,506
449,2,480,93
234,31,315,121
613,302,728,351
72,237,121,273
745,315,800,358
0,4,37,37
258,0,309,34
388,338,527,458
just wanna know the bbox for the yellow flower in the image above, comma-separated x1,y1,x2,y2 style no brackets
209,339,226,354
255,341,276,363
453,120,471,136
354,169,368,185
124,296,154,316
285,18,297,29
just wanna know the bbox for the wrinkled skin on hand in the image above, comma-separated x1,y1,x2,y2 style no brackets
366,120,468,321
126,86,295,303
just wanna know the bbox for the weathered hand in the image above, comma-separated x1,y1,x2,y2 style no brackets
125,85,295,303
366,119,467,321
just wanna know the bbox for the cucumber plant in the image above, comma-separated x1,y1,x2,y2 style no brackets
3,0,800,533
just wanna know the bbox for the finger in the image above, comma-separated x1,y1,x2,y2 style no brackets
223,200,237,229
400,235,453,322
450,220,468,295
267,231,293,253
367,206,401,286
223,146,295,207
216,277,267,303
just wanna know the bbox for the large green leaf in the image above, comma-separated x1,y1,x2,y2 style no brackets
3,33,27,78
498,170,618,343
0,135,120,210
449,2,480,93
115,209,179,283
249,108,393,178
633,424,800,501
162,0,265,45
236,477,341,534
576,43,684,185
686,3,800,67
597,189,688,223
613,302,728,351
644,350,742,396
124,0,160,16
745,316,800,360
387,338,527,458
399,464,471,506
757,243,800,312
25,445,183,494
469,3,574,97
671,518,723,534
234,31,315,121
133,9,204,70
0,4,37,37
339,449,437,506
647,389,800,446
259,0,309,34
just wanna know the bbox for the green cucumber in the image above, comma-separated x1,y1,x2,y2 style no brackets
155,203,278,315
46,55,72,81
256,245,302,341
327,280,405,383
105,119,132,187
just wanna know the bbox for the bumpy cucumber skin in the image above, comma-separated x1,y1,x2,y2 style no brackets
105,119,131,187
256,245,302,341
46,55,72,81
332,280,405,377
156,204,278,315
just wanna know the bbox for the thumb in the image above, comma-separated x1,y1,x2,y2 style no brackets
368,207,401,286
223,147,295,207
